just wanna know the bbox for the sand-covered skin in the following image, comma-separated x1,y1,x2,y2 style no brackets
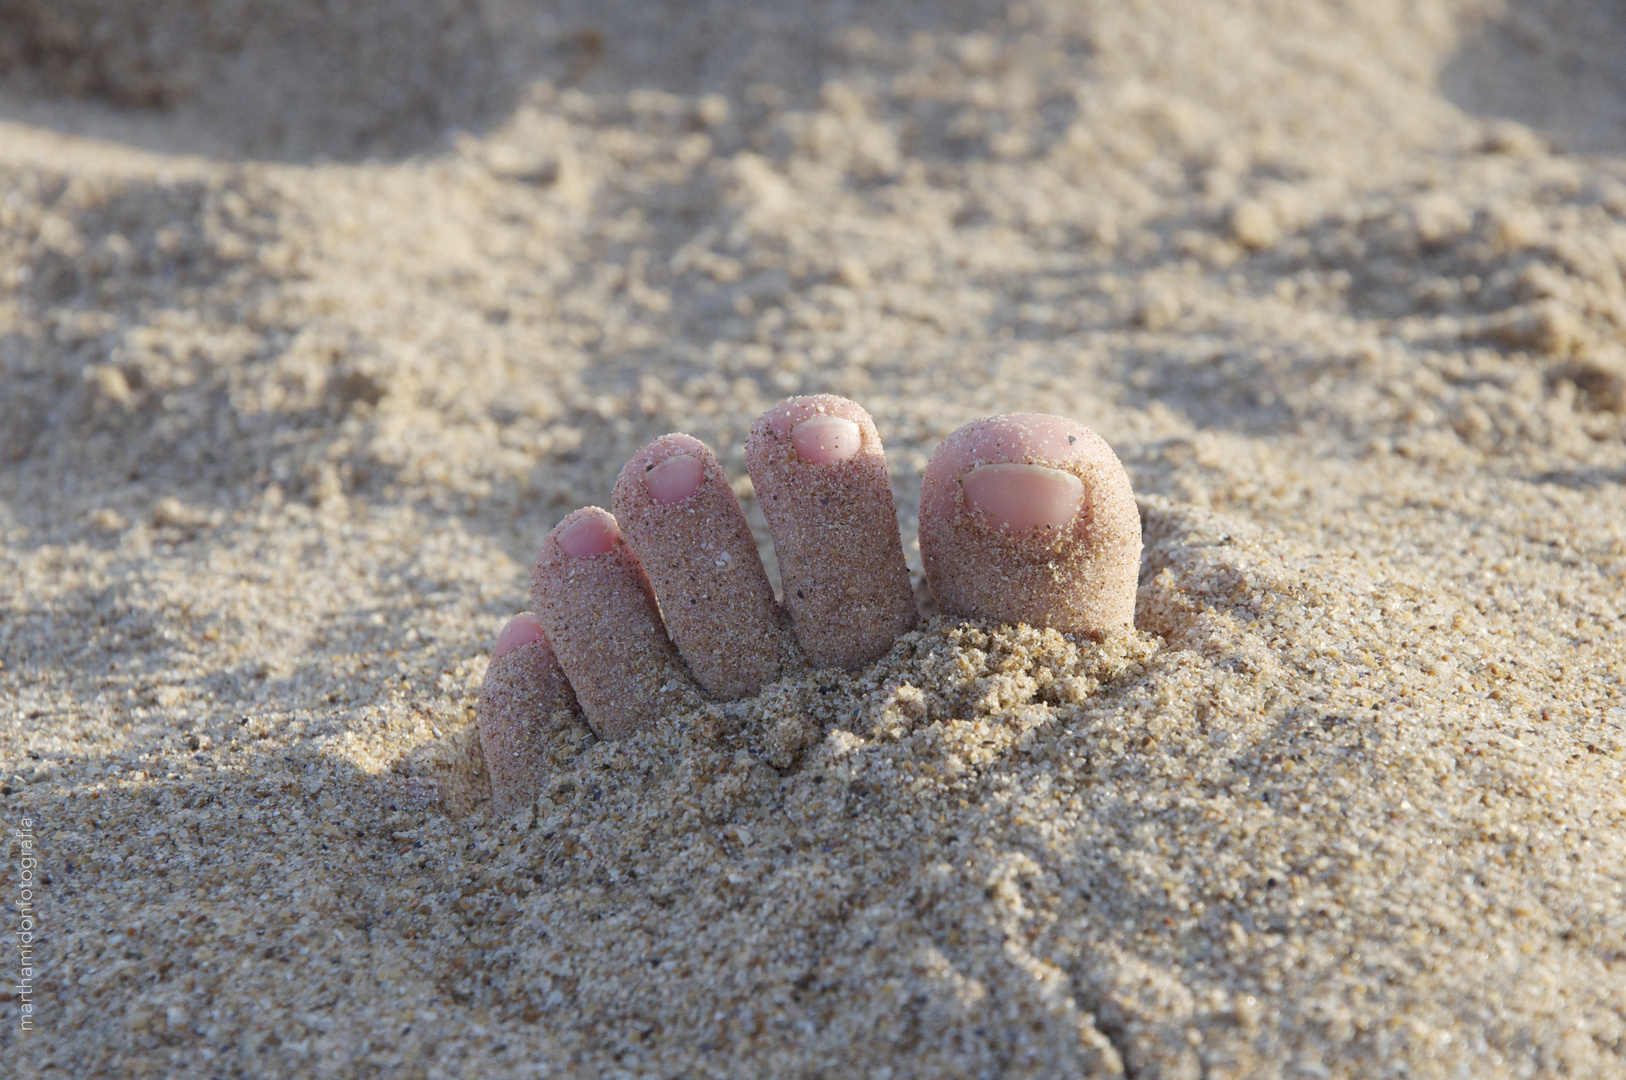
747,395,920,668
476,628,580,814
2,1,1625,1076
922,414,1142,636
531,509,696,740
611,434,794,700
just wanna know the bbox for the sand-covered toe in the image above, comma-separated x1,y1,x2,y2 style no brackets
475,613,580,814
746,395,918,668
612,433,795,699
920,413,1141,638
530,507,692,740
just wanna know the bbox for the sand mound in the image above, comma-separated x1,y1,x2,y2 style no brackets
2,1,1624,1076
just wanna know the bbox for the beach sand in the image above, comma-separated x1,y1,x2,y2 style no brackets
2,1,1624,1075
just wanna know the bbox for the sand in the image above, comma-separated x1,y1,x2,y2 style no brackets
1,1,1624,1076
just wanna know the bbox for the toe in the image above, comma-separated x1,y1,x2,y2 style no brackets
493,610,547,657
477,613,580,813
746,395,917,668
920,414,1141,637
612,433,794,700
530,507,693,739
555,509,619,557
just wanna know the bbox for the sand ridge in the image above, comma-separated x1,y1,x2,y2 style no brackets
2,1,1625,1076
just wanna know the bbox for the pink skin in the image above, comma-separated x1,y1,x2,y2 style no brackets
920,412,1140,637
555,508,619,557
747,395,918,669
493,612,546,658
790,415,862,464
531,506,683,740
612,431,788,700
644,453,705,505
920,413,1098,541
756,399,868,457
478,611,579,813
960,463,1084,532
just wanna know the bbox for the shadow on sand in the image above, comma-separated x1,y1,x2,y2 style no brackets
0,0,1003,163
1440,0,1626,155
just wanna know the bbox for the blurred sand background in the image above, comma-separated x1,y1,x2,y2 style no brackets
2,1,1625,1075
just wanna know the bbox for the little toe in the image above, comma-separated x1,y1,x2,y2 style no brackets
531,507,693,740
476,613,580,813
746,395,918,668
612,433,794,700
920,414,1141,637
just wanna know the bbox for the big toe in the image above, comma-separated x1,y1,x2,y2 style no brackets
920,414,1141,637
746,395,918,668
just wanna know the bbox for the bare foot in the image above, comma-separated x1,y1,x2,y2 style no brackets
476,395,1140,812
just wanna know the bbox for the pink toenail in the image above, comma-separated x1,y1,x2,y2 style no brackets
791,416,861,464
556,510,619,557
643,453,705,505
493,613,545,658
961,463,1084,532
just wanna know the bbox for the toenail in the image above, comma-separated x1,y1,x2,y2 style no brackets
791,416,861,464
643,453,705,505
961,463,1084,532
493,613,545,658
556,510,619,557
